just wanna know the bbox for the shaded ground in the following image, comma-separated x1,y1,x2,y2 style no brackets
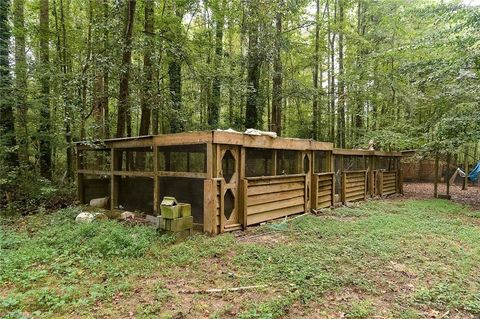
403,182,480,209
2,199,480,318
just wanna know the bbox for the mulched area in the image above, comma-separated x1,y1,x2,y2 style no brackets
403,182,480,210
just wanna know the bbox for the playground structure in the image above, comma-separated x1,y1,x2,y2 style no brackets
75,131,403,234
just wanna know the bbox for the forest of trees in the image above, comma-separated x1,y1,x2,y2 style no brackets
0,0,479,201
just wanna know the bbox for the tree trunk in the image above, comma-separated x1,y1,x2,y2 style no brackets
139,0,153,136
116,0,136,138
208,0,225,128
39,0,52,179
312,0,320,140
446,152,451,195
13,0,28,166
169,59,183,133
245,4,262,129
103,0,110,138
168,9,184,133
328,0,336,143
337,0,345,148
271,2,283,136
1,0,18,172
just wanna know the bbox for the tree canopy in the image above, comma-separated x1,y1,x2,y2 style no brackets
0,0,479,186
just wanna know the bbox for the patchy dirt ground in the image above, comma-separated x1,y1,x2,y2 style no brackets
403,182,480,209
2,199,480,318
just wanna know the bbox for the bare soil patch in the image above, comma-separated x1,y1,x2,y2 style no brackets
403,182,480,209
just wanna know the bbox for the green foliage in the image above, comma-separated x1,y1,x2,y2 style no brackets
2,200,480,317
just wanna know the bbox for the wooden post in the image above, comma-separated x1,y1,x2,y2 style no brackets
304,174,308,212
434,152,439,198
341,172,346,204
110,148,119,210
240,147,247,230
446,153,451,196
271,150,277,175
463,146,468,190
153,145,159,215
379,171,384,197
364,170,367,200
206,142,213,179
331,173,335,207
242,179,248,228
76,148,84,203
311,174,318,210
203,179,216,234
219,179,225,233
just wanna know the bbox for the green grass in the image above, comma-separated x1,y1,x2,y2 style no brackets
1,199,480,318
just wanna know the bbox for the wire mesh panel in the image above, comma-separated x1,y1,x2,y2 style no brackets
343,155,367,171
314,151,330,173
245,148,274,177
82,174,110,204
276,150,299,175
376,156,398,171
158,144,207,173
115,148,154,171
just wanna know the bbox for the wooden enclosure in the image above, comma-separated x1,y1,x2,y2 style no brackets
75,131,403,234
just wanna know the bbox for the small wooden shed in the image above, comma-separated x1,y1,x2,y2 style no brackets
75,131,402,234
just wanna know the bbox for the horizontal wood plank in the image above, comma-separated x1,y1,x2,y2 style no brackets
247,196,304,215
247,204,304,225
247,181,305,196
248,189,304,206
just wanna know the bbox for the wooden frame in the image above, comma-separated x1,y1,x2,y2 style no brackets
75,131,403,234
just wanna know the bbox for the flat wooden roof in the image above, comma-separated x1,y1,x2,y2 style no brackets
75,131,334,151
332,149,402,157
333,148,372,156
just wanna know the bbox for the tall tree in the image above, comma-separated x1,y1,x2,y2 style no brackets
168,5,185,134
53,0,73,180
271,0,283,136
13,0,28,165
116,0,136,137
0,0,18,171
139,0,154,136
39,0,52,179
102,0,110,138
328,0,336,142
337,0,345,148
208,0,225,128
311,0,321,140
245,0,262,129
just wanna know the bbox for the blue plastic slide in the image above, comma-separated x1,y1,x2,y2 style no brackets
468,160,480,183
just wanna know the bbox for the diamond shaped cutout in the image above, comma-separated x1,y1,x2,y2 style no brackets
303,154,310,174
221,150,236,183
224,189,235,220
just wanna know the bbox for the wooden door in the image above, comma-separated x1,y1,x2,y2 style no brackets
217,145,242,232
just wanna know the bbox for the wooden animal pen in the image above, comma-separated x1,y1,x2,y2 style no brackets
75,131,402,234
332,149,402,204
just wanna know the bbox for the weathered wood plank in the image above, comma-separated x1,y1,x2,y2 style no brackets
247,204,305,225
246,174,305,185
247,181,305,196
247,196,304,215
248,189,305,206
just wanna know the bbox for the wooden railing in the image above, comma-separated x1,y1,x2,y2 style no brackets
242,174,306,226
378,170,398,196
312,172,335,209
342,170,367,203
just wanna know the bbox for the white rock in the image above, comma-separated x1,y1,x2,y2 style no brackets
89,197,109,209
75,212,94,223
120,211,135,220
